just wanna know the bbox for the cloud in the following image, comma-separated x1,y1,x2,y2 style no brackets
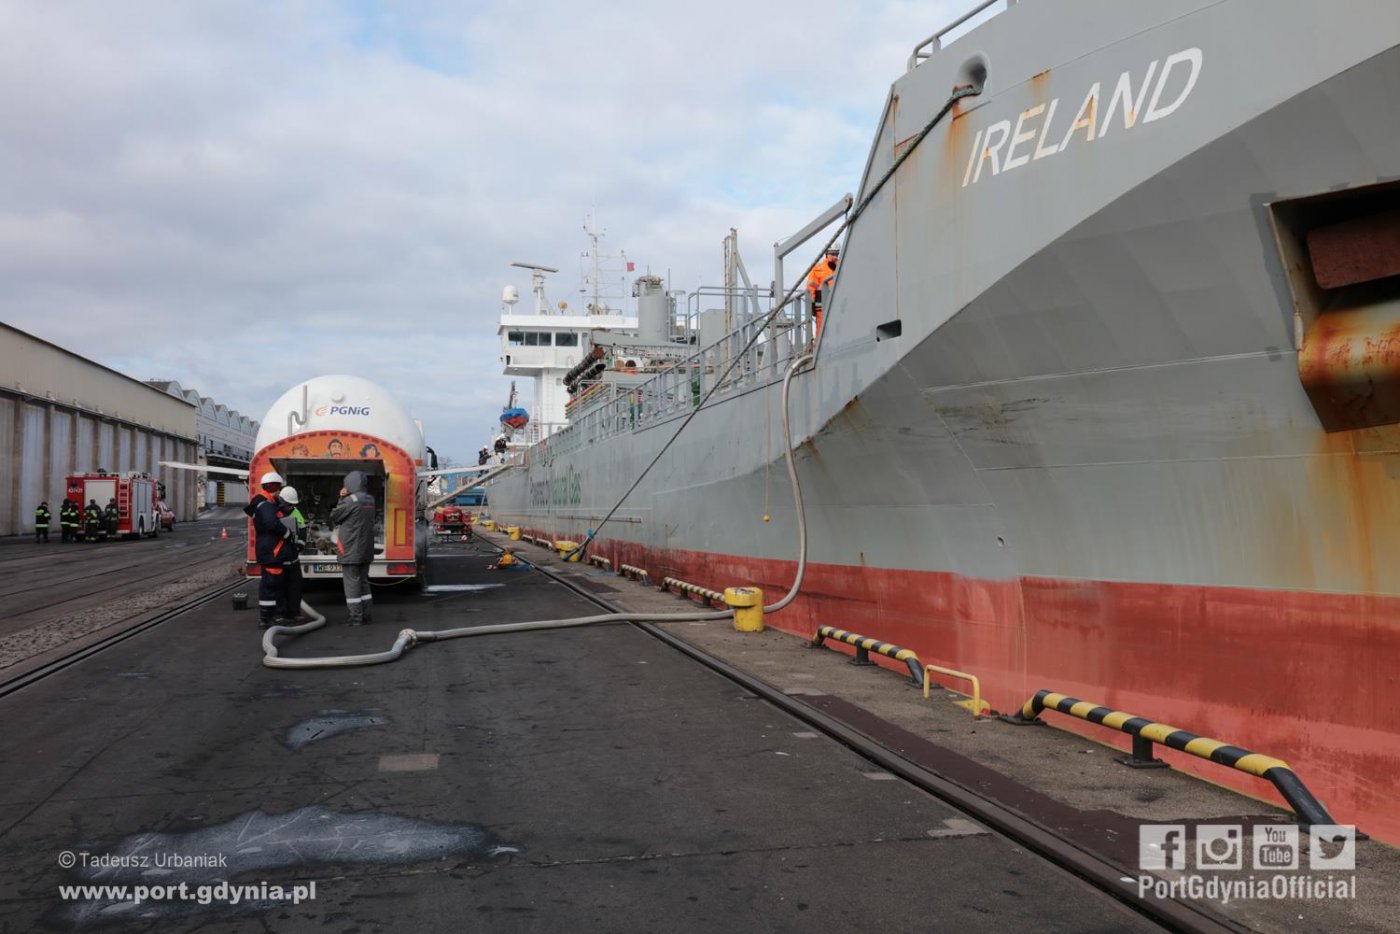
0,0,966,461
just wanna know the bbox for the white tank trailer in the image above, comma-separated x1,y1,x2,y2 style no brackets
247,375,430,580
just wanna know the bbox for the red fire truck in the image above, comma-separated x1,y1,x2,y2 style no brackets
65,472,161,540
432,505,472,541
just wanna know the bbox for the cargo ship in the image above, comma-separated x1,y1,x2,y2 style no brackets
483,0,1400,843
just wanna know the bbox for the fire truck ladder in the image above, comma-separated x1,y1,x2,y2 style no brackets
117,481,131,530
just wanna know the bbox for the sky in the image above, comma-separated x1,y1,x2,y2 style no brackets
0,0,967,464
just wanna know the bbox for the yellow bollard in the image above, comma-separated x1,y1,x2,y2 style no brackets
481,519,497,532
724,587,764,632
507,526,521,541
554,540,582,562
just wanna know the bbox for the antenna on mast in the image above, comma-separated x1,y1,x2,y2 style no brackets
582,217,607,315
580,216,634,315
510,261,558,315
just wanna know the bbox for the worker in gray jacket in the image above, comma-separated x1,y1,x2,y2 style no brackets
330,470,376,625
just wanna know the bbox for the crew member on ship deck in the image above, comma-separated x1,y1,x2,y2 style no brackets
805,248,838,338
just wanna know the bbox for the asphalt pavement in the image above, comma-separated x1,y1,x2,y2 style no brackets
0,542,1158,933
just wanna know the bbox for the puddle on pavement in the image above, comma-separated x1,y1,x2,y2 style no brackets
282,711,389,749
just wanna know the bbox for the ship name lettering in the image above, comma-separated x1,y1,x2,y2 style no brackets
963,47,1202,188
528,466,583,508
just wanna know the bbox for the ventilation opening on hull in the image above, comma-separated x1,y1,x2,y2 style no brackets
1270,180,1400,432
876,320,903,341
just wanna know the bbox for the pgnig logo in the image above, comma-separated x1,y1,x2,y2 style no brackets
314,405,371,416
1139,824,1355,871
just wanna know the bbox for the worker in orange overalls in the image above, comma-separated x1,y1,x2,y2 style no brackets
805,248,839,338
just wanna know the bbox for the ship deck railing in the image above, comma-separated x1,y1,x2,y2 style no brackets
908,0,1018,71
558,293,818,450
502,209,840,467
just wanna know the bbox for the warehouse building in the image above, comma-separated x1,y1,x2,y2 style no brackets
0,323,199,536
145,380,259,507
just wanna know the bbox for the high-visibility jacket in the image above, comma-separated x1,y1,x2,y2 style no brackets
85,503,103,531
287,507,307,542
279,505,307,563
805,256,837,306
35,505,50,529
60,502,78,528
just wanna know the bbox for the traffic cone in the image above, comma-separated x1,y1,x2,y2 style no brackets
220,527,228,540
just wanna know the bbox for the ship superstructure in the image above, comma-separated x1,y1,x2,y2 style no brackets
496,230,647,446
483,0,1400,844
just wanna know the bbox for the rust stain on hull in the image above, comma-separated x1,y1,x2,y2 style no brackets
940,94,971,189
1308,424,1400,596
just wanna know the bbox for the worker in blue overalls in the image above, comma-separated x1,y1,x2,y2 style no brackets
243,471,295,629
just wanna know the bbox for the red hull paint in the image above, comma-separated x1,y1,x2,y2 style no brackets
531,529,1400,844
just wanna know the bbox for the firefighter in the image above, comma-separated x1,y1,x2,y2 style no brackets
243,471,295,629
494,436,507,463
277,486,309,623
805,248,839,338
85,499,104,542
60,498,78,542
34,502,51,544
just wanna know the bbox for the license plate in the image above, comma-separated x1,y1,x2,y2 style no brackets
311,563,340,573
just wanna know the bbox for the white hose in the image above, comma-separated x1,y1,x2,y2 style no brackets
765,353,814,612
262,352,815,669
262,600,725,670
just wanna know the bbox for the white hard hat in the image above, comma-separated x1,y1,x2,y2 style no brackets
280,486,299,504
260,471,284,487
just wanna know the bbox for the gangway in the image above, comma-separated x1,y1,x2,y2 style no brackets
424,463,516,512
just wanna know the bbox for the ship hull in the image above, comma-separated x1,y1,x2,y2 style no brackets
528,545,1400,845
489,1,1400,842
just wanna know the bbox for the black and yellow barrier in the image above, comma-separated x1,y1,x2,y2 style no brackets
661,577,726,606
1005,689,1338,828
810,626,923,686
618,564,650,585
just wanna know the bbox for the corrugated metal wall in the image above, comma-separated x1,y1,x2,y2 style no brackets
0,394,200,535
0,324,194,436
1,325,200,536
16,403,45,530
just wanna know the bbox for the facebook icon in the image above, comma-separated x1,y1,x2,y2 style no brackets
1139,824,1188,870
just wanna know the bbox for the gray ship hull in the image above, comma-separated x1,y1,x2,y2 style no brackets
488,0,1400,843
